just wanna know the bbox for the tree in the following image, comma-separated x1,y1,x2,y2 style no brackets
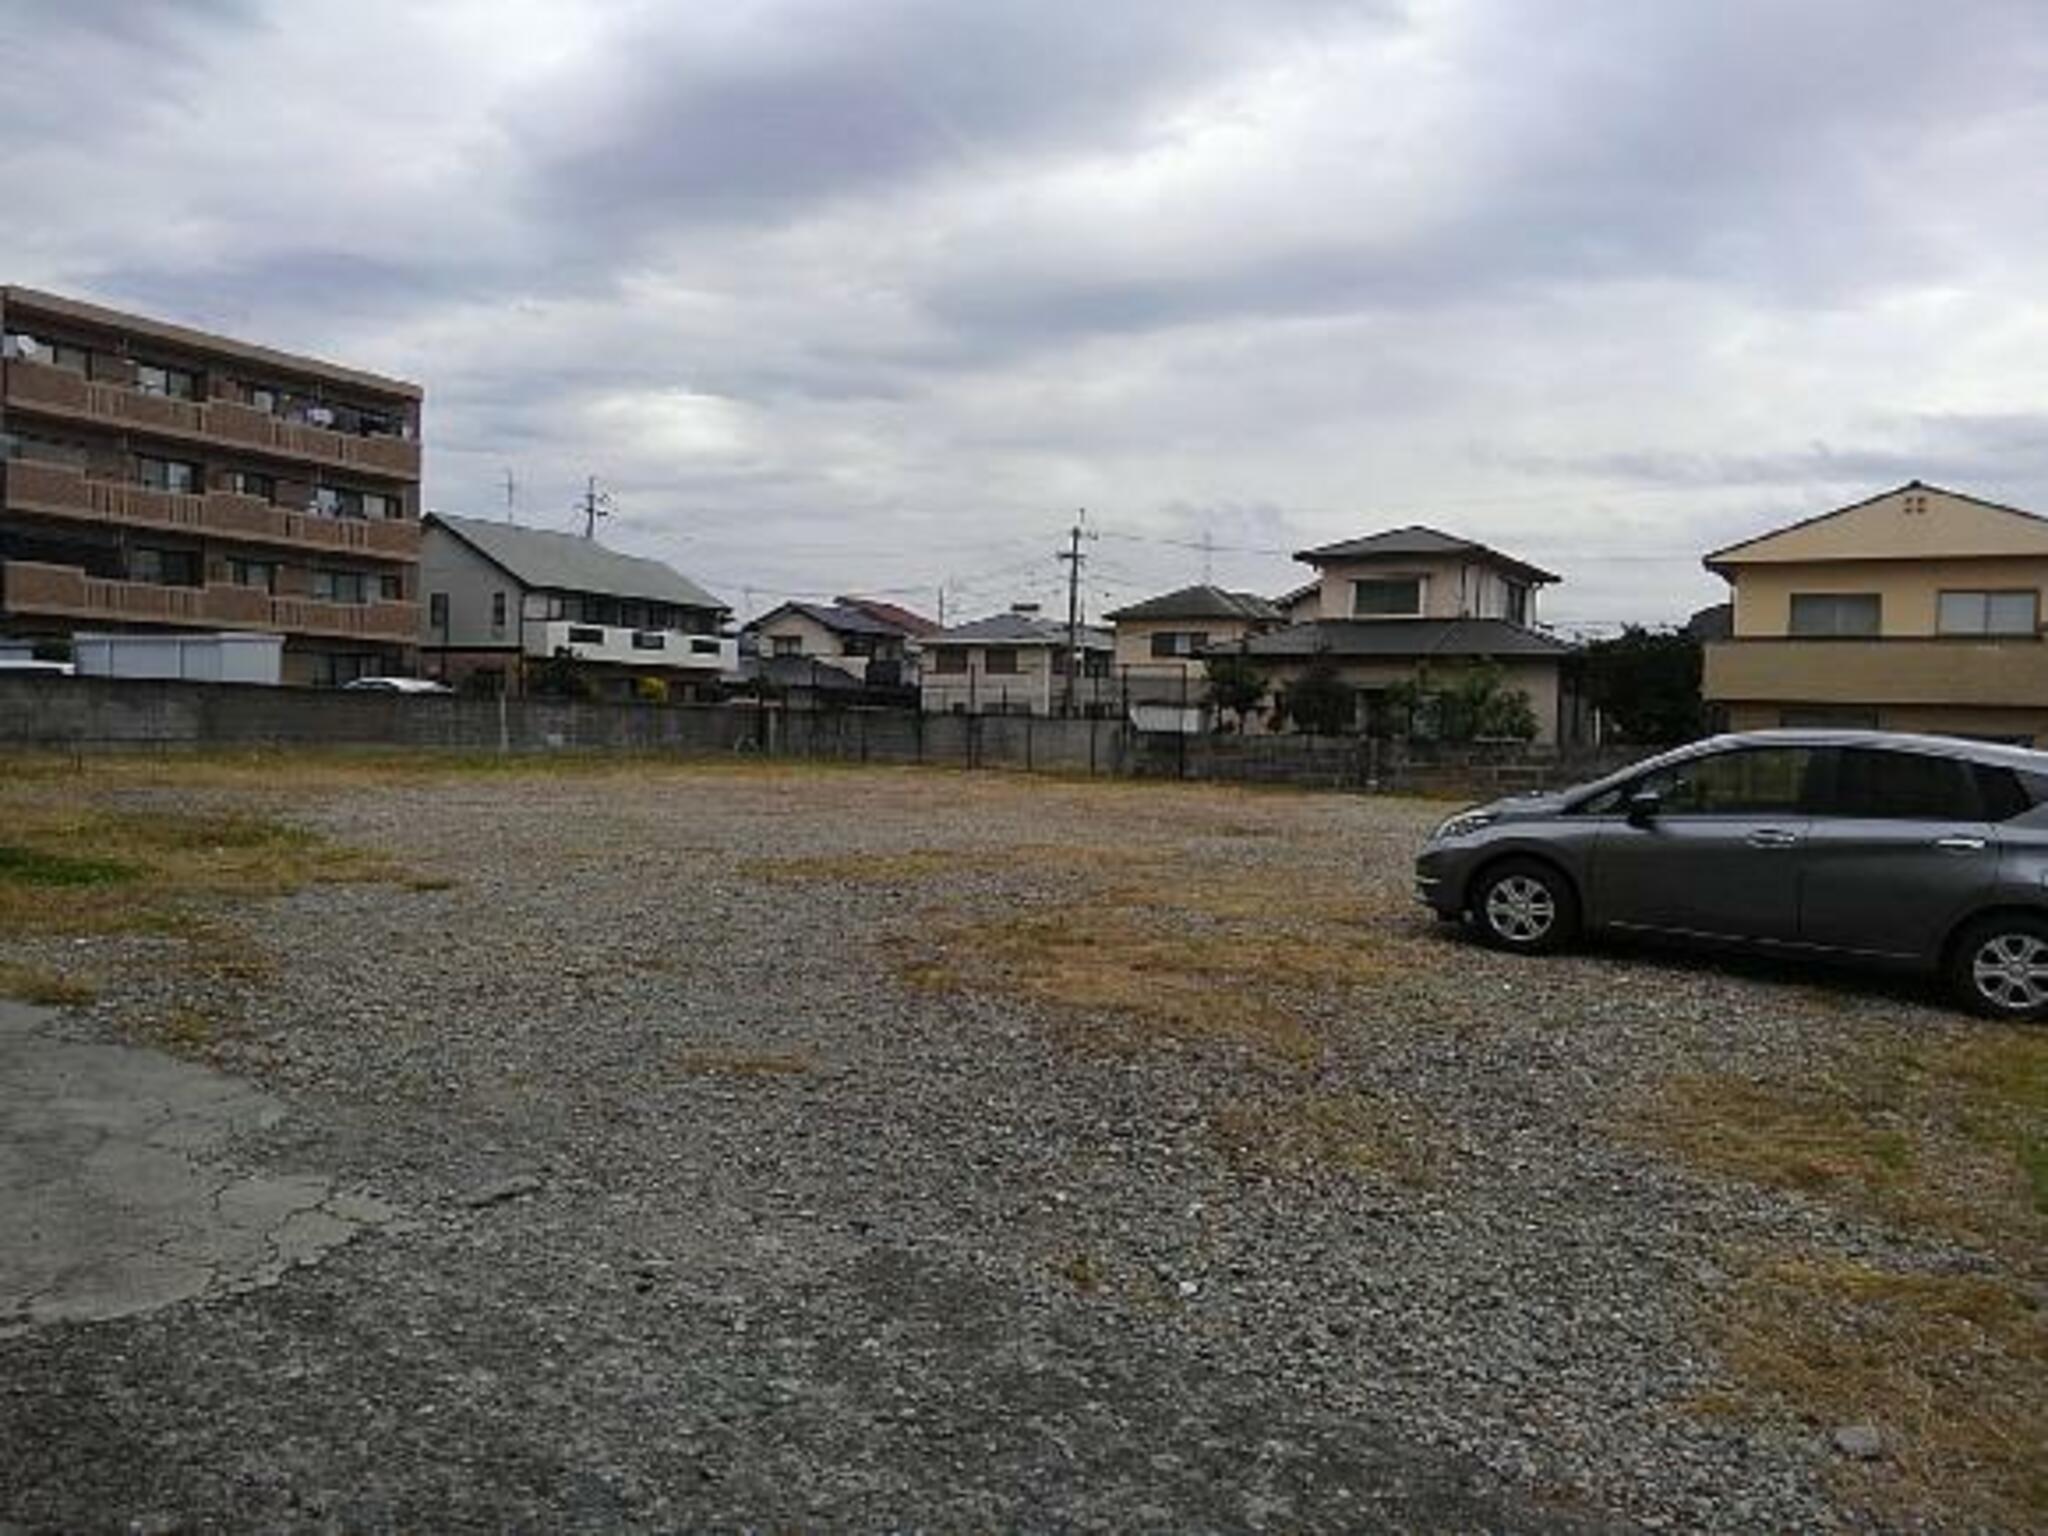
529,648,594,700
1582,626,1703,743
1383,660,1538,742
1203,652,1269,731
1281,652,1356,736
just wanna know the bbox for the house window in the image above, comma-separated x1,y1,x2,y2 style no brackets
1353,577,1424,617
1149,631,1208,657
1504,582,1530,625
312,569,370,604
228,470,276,501
1085,651,1111,678
690,638,721,655
1937,590,2037,636
129,547,203,587
227,559,277,592
428,592,449,630
632,631,667,651
983,647,1019,675
134,363,197,400
1788,593,1881,636
360,491,397,521
842,633,876,658
567,626,605,645
771,634,803,657
137,456,200,494
491,592,507,634
378,573,403,602
246,385,279,415
932,648,967,674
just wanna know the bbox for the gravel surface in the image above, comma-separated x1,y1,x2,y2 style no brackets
0,763,1994,1531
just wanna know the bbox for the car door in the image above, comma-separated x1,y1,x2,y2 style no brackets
1589,745,1816,942
1796,746,2000,960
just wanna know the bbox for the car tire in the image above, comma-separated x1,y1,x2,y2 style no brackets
1947,913,2048,1022
1473,858,1580,954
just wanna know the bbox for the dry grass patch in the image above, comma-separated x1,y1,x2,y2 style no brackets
674,1046,813,1077
0,961,98,1007
1212,1089,1426,1181
1707,1258,2046,1528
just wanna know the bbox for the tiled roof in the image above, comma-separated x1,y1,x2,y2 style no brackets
429,513,726,611
1230,618,1574,660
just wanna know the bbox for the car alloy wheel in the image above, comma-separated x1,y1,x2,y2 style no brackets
1969,931,2048,1014
1485,875,1556,945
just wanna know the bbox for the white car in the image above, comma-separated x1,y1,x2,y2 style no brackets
0,659,74,676
341,676,454,695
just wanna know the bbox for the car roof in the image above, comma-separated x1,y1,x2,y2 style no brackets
1688,729,2048,772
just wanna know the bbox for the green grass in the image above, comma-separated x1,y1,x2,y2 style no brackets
0,843,140,887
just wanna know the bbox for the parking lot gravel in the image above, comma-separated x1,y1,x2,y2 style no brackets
0,761,2018,1531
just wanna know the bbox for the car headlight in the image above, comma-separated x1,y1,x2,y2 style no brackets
1431,810,1497,841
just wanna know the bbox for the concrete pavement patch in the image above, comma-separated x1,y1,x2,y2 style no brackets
0,998,395,1337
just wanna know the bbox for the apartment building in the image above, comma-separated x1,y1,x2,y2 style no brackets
0,286,423,685
419,513,734,700
1702,481,2048,744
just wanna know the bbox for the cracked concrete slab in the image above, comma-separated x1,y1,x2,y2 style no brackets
0,999,396,1337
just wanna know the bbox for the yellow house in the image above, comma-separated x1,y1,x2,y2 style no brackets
1702,481,2048,745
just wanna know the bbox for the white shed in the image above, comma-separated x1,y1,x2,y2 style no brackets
72,632,285,685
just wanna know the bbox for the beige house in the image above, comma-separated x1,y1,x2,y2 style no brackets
1702,481,2048,745
919,606,1115,716
1231,526,1581,743
1104,584,1282,704
742,598,932,689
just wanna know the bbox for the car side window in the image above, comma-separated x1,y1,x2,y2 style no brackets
1639,748,1812,815
1816,748,1982,821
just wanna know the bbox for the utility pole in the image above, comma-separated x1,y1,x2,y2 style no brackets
1201,528,1215,585
503,467,517,524
580,476,612,540
1057,511,1089,718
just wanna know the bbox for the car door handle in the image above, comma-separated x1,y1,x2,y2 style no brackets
1934,835,1987,853
1747,829,1800,848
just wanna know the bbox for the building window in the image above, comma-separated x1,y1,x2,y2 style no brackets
632,630,667,651
690,637,721,655
490,592,508,634
137,456,200,494
983,647,1020,675
227,559,277,592
771,634,803,657
428,592,449,630
1937,590,2038,636
842,633,876,658
228,470,276,501
1149,631,1209,658
312,569,370,604
361,491,398,521
134,363,197,400
1788,593,1882,637
1353,577,1424,617
246,385,279,415
931,648,967,674
312,652,379,687
1504,581,1530,625
567,626,605,645
378,573,403,602
129,547,203,587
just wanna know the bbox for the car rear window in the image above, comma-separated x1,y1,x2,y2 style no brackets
1820,747,1981,820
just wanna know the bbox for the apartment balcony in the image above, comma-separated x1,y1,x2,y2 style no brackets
3,359,421,480
2,560,418,643
2,458,419,561
526,619,736,672
1704,637,2048,709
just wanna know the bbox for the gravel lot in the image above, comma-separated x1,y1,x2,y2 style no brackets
0,760,2031,1531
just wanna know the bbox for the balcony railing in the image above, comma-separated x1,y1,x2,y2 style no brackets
2,560,418,643
3,359,421,480
1704,636,2048,709
2,458,419,561
526,618,736,671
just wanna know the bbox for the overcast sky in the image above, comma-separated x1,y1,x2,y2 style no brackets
7,0,2045,628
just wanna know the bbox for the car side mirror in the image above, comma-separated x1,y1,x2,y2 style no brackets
1626,789,1662,826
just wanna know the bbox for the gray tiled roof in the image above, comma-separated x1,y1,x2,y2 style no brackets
746,600,906,637
1103,584,1282,622
1229,618,1574,660
927,612,1113,648
429,512,727,612
1293,525,1559,584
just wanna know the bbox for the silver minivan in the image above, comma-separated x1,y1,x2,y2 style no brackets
1414,730,2048,1019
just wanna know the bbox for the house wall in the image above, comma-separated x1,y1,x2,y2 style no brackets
1110,615,1261,680
920,645,1056,714
1723,700,2046,745
1250,654,1566,745
1314,555,1534,623
1724,555,2048,637
419,525,521,651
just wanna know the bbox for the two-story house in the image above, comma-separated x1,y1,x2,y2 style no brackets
743,598,935,690
919,605,1115,716
1104,585,1283,710
1702,481,2048,745
419,512,733,700
1,285,423,686
1229,525,1581,742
